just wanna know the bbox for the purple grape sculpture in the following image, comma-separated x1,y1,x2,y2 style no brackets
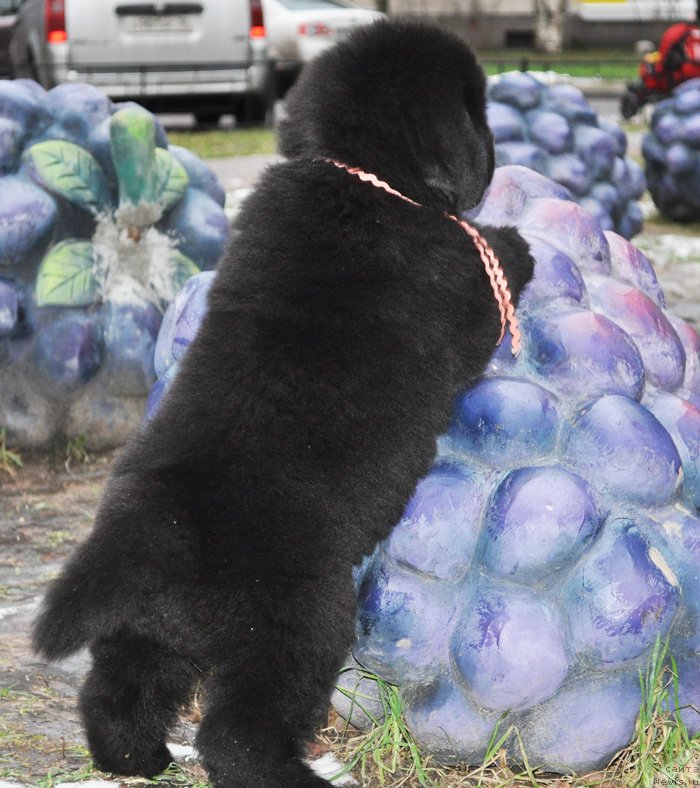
148,165,700,775
642,77,700,222
488,72,646,239
147,269,217,419
0,80,229,449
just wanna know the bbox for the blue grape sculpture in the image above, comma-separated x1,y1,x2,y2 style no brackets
149,165,700,775
0,80,229,449
488,72,646,239
643,77,700,222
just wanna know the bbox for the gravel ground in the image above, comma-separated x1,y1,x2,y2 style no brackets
635,222,700,326
0,151,698,786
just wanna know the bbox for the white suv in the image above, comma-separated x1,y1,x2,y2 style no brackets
9,0,274,123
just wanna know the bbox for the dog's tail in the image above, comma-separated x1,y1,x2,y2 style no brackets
33,480,190,661
32,536,127,660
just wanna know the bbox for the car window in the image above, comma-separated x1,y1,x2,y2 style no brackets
275,0,357,9
0,0,21,14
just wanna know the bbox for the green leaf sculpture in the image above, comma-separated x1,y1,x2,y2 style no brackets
35,239,100,307
155,148,189,214
31,104,198,310
110,106,159,211
0,80,229,452
169,250,201,295
23,141,112,213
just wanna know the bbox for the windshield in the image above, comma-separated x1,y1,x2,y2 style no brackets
275,0,357,9
0,0,20,14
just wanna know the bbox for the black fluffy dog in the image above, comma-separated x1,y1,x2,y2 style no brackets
33,20,533,787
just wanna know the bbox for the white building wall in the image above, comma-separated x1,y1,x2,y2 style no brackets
362,0,696,47
388,0,529,14
386,0,694,17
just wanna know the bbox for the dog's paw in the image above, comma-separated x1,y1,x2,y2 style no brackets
307,752,358,785
90,741,172,778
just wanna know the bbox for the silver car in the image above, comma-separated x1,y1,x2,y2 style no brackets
9,0,273,123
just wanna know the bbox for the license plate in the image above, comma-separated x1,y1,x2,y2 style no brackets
125,14,193,33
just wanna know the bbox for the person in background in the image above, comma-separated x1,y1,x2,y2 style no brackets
621,3,700,118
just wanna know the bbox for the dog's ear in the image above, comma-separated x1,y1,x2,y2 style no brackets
429,120,493,215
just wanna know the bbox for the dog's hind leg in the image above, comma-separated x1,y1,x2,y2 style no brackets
195,582,354,787
79,628,199,778
195,665,336,788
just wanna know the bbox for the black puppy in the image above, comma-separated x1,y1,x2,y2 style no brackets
33,20,533,787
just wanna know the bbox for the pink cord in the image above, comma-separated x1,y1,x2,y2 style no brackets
319,157,522,357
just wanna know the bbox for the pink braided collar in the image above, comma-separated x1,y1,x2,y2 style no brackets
318,157,522,357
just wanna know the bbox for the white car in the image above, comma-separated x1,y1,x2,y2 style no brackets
262,0,384,91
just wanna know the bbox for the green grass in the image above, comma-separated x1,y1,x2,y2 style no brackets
478,48,638,80
65,432,90,468
43,530,73,551
34,757,100,788
0,427,22,477
330,641,700,787
4,644,696,786
483,62,637,80
167,127,277,159
30,761,212,787
0,743,212,787
332,667,433,786
611,637,700,787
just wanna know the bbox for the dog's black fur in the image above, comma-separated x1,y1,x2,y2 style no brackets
33,20,533,787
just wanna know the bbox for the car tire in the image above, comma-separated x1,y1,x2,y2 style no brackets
194,111,222,127
13,50,39,82
233,93,270,126
620,89,643,119
275,66,301,98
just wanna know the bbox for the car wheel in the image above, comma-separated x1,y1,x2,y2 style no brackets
194,111,222,127
13,50,34,81
25,52,43,86
275,66,302,98
620,89,643,119
233,94,270,126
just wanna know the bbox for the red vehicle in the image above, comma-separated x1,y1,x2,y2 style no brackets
621,20,700,117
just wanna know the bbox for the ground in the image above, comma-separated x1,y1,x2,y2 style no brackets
0,454,222,787
0,460,356,788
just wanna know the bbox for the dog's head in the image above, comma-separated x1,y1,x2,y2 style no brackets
278,19,494,214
